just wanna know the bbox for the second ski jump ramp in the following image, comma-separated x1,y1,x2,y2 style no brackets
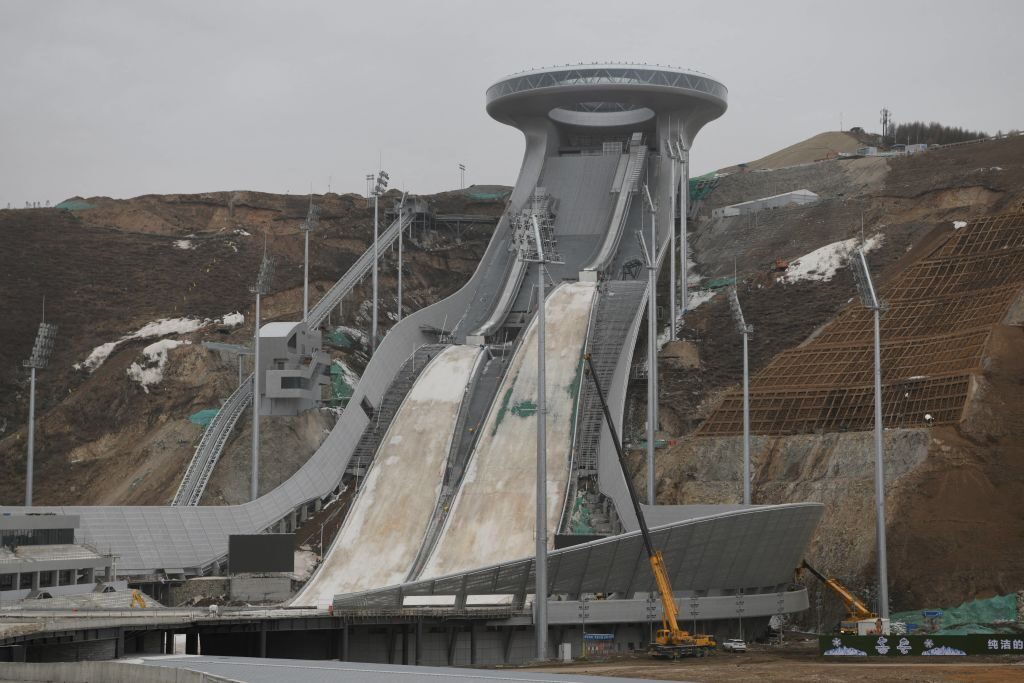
419,281,597,579
294,345,483,605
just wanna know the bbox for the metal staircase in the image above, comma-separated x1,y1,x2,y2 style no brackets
574,281,647,472
346,344,448,476
171,211,417,507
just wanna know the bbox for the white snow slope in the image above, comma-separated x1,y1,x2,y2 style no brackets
292,344,483,606
419,281,597,579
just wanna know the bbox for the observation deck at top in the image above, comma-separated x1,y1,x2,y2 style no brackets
485,63,728,142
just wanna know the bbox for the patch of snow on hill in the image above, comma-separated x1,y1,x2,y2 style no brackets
781,234,884,284
126,339,191,392
172,240,195,250
75,313,246,371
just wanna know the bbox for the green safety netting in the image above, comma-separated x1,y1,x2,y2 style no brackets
466,190,510,201
689,172,719,203
55,199,96,210
330,364,354,406
325,328,354,349
704,276,736,290
893,594,1018,635
569,493,594,534
189,409,220,428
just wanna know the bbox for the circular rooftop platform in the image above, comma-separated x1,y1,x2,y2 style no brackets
486,63,728,132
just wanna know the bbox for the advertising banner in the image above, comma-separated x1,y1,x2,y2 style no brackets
820,634,1024,656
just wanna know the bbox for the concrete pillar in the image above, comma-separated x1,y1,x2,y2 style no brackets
314,498,323,513
415,619,423,665
401,624,409,665
30,572,40,591
105,565,112,581
116,630,125,658
185,631,199,655
165,631,175,654
258,630,267,658
83,568,95,584
341,624,349,661
470,623,478,665
447,627,458,666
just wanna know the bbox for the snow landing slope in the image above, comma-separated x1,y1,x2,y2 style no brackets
419,281,597,579
293,344,483,606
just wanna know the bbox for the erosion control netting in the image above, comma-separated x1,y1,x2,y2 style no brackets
188,408,220,429
689,172,719,203
330,364,354,406
893,593,1022,635
326,328,355,349
696,211,1024,436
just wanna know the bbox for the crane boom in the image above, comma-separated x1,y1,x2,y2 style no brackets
799,560,875,622
583,354,713,656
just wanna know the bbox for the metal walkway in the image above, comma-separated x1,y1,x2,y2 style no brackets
171,211,416,507
347,344,447,476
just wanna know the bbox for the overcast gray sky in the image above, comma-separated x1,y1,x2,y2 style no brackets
1,0,1021,207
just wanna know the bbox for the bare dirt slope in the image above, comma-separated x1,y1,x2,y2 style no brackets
0,188,503,506
725,130,864,171
647,134,1024,616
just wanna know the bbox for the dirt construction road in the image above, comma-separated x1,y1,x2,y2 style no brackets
523,644,1024,682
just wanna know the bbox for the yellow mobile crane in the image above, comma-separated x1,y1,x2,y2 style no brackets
584,354,716,659
797,560,877,634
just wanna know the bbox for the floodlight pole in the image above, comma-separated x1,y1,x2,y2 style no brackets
397,192,407,322
515,206,560,662
250,252,273,501
742,327,750,504
372,190,379,351
301,197,319,321
872,300,888,620
729,287,752,505
251,292,262,501
643,184,658,506
24,317,56,507
26,366,36,506
853,248,888,620
371,170,389,352
528,215,550,661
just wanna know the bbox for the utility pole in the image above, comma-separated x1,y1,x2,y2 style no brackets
513,196,562,662
851,247,888,621
23,310,57,507
729,287,753,504
458,163,466,189
300,196,320,321
249,250,274,501
640,183,658,505
397,191,407,322
371,170,389,352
